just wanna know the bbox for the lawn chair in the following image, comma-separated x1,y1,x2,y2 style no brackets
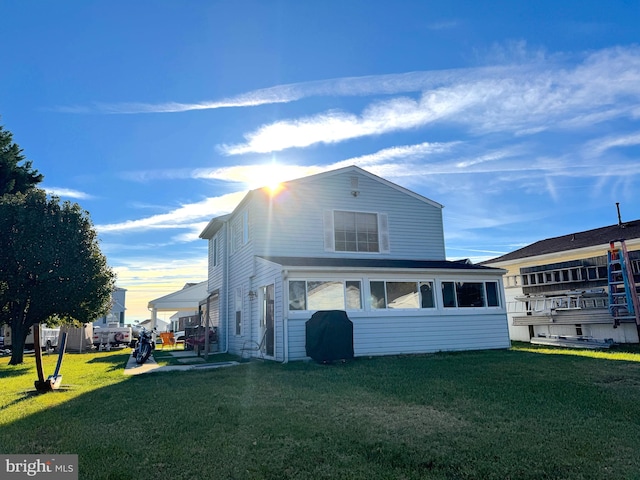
159,332,176,349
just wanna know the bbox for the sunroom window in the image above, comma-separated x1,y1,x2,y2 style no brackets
288,280,362,311
370,281,435,309
442,281,500,308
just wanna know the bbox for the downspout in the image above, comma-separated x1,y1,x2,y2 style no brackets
282,269,289,364
223,220,230,354
282,313,289,364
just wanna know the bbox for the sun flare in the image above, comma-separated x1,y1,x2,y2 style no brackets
245,163,320,193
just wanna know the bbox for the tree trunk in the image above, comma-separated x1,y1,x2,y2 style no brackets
34,323,45,384
8,320,26,365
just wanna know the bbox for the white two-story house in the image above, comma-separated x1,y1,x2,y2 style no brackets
199,166,510,362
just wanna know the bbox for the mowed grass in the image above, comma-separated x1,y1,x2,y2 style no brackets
1,345,640,480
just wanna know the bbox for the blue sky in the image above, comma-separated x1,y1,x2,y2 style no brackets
2,1,640,321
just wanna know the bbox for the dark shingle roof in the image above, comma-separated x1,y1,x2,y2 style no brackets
259,256,501,271
483,220,640,264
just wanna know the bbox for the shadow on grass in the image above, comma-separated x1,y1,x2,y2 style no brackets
0,364,31,378
86,351,131,371
3,386,78,410
3,351,640,480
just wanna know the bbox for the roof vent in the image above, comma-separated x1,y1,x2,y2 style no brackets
350,176,359,197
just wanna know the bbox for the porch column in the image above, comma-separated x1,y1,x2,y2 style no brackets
150,307,158,330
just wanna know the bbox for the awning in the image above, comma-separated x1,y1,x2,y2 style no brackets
147,281,208,329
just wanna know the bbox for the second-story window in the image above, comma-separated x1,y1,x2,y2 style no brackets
324,210,389,253
334,211,378,252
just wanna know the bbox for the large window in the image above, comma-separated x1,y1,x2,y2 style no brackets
442,281,500,308
288,278,500,311
334,211,379,252
370,281,435,309
324,210,389,253
288,280,362,311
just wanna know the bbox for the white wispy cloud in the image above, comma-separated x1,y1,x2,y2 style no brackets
219,94,474,155
58,63,529,115
44,186,94,199
584,130,640,157
219,46,640,155
111,130,638,239
96,191,246,233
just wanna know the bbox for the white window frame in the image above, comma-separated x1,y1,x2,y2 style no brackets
324,209,390,253
440,280,502,309
369,280,436,310
287,279,364,312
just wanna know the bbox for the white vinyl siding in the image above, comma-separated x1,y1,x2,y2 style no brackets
285,312,510,360
210,169,509,362
323,210,334,251
232,210,249,254
284,271,509,360
249,170,444,259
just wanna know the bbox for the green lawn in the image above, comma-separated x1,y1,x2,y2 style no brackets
1,345,640,479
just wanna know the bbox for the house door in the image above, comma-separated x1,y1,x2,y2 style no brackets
262,284,275,357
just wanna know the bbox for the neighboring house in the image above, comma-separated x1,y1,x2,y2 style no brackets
483,220,640,345
93,287,127,328
168,311,200,333
148,281,208,332
136,317,170,332
198,165,509,362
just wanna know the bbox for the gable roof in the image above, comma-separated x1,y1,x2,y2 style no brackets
200,165,443,239
483,220,640,264
199,213,231,240
287,165,444,209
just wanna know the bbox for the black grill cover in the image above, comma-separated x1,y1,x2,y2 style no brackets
305,310,354,363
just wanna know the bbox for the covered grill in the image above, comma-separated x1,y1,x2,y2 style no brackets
305,310,354,363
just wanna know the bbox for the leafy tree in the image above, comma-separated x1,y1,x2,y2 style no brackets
0,189,116,365
0,123,43,195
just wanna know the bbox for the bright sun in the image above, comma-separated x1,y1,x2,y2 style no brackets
245,162,316,194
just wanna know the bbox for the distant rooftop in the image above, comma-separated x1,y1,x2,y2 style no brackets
483,220,640,264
